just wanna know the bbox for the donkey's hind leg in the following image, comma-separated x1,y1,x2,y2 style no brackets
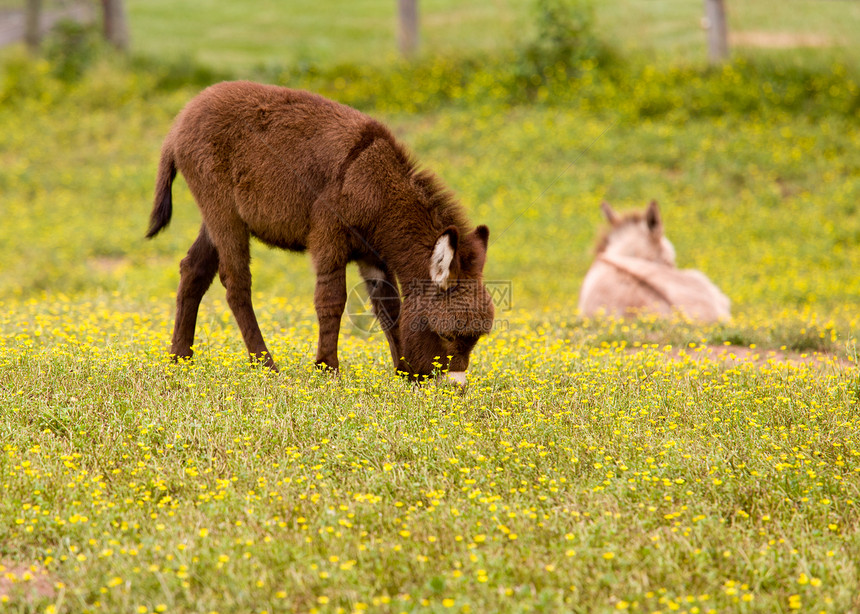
171,224,219,361
211,222,278,372
358,262,402,368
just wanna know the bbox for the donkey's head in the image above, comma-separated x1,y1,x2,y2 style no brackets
598,200,676,266
398,225,494,384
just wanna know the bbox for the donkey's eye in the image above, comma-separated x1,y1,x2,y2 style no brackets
440,333,455,342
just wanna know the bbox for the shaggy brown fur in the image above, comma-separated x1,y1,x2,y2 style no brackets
147,81,494,378
579,201,731,322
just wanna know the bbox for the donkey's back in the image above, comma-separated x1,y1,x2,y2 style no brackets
580,255,731,322
149,81,384,250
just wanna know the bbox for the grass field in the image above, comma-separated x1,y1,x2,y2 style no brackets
1,1,860,612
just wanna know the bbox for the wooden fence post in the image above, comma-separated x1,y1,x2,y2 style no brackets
101,0,129,51
398,0,418,58
25,0,42,50
704,0,728,64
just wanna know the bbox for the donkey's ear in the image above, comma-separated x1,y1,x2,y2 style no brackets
474,225,490,251
463,225,490,275
430,226,459,289
645,200,662,235
600,201,620,226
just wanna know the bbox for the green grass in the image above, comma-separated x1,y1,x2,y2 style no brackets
2,294,859,613
2,2,860,612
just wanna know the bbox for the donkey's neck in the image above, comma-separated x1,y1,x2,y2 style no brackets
598,254,675,307
376,226,437,287
601,225,676,265
358,169,467,288
373,215,472,294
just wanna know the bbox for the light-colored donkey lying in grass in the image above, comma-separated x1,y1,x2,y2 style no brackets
578,200,731,323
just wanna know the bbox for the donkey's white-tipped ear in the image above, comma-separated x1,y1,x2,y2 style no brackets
430,227,458,289
600,201,620,226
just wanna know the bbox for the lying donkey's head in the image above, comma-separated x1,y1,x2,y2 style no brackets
398,225,494,383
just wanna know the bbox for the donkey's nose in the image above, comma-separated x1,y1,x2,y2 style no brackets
446,371,467,387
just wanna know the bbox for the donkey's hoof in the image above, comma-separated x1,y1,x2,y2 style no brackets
314,360,339,375
446,371,467,387
250,354,279,372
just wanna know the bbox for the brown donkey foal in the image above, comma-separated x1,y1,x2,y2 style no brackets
147,81,494,382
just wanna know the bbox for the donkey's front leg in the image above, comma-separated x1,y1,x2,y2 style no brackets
358,262,402,368
314,267,347,371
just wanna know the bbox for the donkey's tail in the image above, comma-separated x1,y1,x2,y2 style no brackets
146,144,178,239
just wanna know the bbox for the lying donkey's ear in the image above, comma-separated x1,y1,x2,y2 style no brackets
600,201,620,226
645,200,662,235
430,226,459,289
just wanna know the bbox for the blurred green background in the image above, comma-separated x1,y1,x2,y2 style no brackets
1,0,858,331
121,0,860,70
